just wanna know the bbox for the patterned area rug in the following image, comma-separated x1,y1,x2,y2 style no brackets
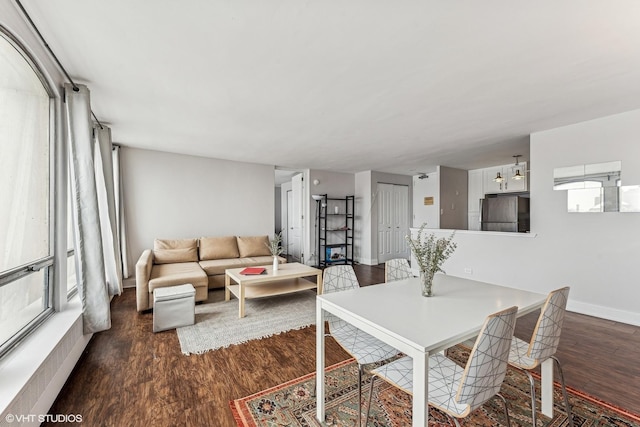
230,345,640,426
177,290,316,355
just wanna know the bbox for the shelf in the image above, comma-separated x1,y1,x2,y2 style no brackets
316,195,354,268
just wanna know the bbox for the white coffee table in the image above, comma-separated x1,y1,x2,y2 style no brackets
224,262,322,318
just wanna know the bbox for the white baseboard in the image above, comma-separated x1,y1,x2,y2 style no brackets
356,257,379,266
567,300,640,327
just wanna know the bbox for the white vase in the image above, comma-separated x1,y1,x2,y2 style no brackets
273,256,279,272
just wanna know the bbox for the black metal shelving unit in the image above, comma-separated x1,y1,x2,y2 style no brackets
316,194,354,267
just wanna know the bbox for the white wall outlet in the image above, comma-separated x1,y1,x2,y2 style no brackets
464,267,473,275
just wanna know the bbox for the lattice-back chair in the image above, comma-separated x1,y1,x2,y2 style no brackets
509,286,574,427
322,265,400,426
384,258,412,282
365,306,518,427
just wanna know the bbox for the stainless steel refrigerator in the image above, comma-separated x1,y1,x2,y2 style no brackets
481,195,530,232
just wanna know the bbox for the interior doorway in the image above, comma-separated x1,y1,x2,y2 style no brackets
275,168,305,263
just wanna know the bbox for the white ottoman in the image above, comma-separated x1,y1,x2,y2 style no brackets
153,284,196,332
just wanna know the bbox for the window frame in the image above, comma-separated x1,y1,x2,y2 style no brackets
0,25,58,359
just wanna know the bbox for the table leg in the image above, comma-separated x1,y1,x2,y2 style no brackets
239,282,245,318
224,274,230,301
316,272,322,294
316,299,325,422
412,352,429,427
541,358,554,417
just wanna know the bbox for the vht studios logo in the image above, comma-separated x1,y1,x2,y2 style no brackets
5,413,83,423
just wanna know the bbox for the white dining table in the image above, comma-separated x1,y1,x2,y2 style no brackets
316,274,551,427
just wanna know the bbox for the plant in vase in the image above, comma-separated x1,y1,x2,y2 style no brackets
405,223,457,297
267,231,284,272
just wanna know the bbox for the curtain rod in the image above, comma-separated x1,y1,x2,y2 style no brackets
14,0,104,130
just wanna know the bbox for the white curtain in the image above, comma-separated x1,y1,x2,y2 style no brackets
65,83,110,333
112,145,130,279
94,125,123,294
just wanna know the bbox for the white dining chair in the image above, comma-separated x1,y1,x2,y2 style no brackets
365,306,519,427
508,286,574,427
322,265,401,426
384,258,413,282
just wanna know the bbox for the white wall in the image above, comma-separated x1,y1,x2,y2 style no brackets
355,171,372,264
426,109,640,326
121,147,275,272
413,171,440,228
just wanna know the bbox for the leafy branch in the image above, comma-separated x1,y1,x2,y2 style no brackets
405,223,457,274
266,231,284,256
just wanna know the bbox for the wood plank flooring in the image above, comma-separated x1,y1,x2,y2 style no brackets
44,264,640,426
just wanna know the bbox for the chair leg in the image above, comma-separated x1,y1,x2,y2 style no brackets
358,364,363,427
523,370,538,427
447,415,461,427
495,393,512,427
551,356,575,427
364,374,376,426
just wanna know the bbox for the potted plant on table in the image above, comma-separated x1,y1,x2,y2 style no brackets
267,231,284,272
405,223,457,297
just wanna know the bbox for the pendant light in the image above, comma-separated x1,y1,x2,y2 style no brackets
511,155,524,180
493,172,504,183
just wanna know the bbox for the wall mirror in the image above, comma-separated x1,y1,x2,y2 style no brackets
552,161,640,212
553,161,621,190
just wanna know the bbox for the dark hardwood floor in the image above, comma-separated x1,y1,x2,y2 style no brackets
45,264,640,426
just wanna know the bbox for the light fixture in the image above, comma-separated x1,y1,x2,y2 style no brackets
511,155,524,180
493,172,504,183
313,179,320,186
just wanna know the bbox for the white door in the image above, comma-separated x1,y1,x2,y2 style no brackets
378,183,410,263
289,173,304,262
284,190,292,255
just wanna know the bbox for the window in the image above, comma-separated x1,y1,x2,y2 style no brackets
0,29,54,357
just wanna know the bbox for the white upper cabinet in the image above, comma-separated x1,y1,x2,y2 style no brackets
483,162,528,194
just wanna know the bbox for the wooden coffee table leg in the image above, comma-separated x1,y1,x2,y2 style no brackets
316,272,322,294
239,282,245,318
225,274,231,301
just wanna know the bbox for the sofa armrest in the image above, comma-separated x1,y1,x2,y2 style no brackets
136,249,154,312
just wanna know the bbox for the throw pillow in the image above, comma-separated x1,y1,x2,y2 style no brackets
237,235,271,257
199,236,240,260
153,238,198,264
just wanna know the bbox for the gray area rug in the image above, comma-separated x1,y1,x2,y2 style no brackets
176,290,316,355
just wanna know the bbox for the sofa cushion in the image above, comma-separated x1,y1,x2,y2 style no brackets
153,238,198,264
148,262,208,292
236,235,271,257
199,236,240,260
198,258,248,276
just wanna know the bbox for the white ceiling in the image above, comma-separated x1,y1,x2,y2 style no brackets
19,0,640,175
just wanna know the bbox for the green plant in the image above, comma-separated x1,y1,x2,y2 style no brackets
405,223,457,275
267,231,284,256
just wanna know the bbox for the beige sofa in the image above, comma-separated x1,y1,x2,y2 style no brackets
136,235,286,311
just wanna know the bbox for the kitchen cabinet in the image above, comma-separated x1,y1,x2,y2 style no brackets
483,162,527,194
